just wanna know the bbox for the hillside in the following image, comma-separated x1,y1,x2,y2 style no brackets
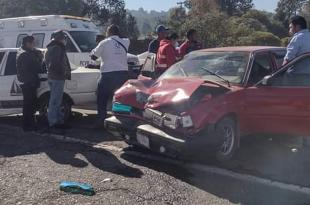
128,8,168,37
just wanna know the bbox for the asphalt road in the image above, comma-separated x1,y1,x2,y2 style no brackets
1,110,310,204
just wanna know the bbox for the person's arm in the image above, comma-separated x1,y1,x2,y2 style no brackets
16,52,28,83
283,36,300,65
179,42,188,58
91,41,105,60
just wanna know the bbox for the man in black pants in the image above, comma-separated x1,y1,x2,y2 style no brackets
16,36,44,132
91,25,130,128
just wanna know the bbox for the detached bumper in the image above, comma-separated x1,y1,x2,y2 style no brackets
104,116,222,156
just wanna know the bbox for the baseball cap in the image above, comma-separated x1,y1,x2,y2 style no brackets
156,25,169,33
51,30,67,40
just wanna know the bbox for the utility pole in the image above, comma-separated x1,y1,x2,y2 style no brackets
177,1,185,8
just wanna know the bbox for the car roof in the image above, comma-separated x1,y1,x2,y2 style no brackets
197,46,286,53
0,48,46,52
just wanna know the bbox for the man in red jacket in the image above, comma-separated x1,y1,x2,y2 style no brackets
156,33,179,77
179,29,202,58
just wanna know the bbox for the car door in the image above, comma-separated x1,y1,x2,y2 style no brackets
0,51,23,116
242,54,310,136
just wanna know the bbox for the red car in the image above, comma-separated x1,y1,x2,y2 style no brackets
105,46,309,161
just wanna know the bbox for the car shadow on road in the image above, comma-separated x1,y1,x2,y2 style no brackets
121,136,310,205
0,128,143,179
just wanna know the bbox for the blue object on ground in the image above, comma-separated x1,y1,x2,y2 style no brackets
60,181,95,196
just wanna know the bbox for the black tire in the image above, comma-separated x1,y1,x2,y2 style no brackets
37,95,72,124
215,117,239,162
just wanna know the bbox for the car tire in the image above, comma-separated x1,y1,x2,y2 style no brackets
37,95,72,124
215,117,238,162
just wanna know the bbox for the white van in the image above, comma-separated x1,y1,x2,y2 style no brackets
0,15,140,68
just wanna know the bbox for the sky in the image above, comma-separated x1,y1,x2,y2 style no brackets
124,0,278,12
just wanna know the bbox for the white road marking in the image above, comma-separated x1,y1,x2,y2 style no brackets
1,124,310,196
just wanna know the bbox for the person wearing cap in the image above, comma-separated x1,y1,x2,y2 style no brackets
45,30,71,134
156,33,180,77
91,24,130,126
148,25,169,54
179,29,202,58
16,36,44,132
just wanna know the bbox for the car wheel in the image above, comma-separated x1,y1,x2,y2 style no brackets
37,95,72,124
215,117,238,162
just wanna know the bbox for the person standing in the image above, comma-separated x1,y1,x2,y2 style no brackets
91,24,130,126
179,29,202,58
148,25,169,54
156,33,179,76
16,36,44,132
45,30,71,134
283,16,310,65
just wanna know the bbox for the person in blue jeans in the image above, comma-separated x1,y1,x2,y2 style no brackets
45,30,71,134
91,25,130,128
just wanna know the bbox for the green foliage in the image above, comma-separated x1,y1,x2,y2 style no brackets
167,7,187,34
236,31,282,46
275,0,307,26
281,37,291,47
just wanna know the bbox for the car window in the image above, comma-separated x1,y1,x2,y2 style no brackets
32,33,45,48
248,53,273,85
16,34,28,47
272,56,310,87
160,51,250,84
4,52,17,76
69,31,97,53
272,50,286,69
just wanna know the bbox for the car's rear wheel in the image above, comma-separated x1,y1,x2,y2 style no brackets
37,95,72,125
215,117,238,162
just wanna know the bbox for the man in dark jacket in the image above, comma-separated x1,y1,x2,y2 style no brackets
45,30,71,133
16,36,44,132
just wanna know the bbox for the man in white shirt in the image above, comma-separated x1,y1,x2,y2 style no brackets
91,24,130,124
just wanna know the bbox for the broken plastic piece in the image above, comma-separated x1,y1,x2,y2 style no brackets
60,181,95,196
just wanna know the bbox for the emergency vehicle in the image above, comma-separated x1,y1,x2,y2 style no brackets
0,15,140,67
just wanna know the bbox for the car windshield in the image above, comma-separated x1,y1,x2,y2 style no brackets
160,51,250,84
69,31,97,53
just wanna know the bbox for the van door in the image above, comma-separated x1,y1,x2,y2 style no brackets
0,51,23,116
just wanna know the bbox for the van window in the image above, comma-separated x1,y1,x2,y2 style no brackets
69,31,97,52
66,37,78,53
32,33,45,48
16,34,28,47
5,52,17,76
0,52,5,65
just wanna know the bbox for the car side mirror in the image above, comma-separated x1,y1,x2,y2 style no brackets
261,75,272,86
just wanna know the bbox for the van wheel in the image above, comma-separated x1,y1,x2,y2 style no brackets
37,95,72,124
215,117,238,162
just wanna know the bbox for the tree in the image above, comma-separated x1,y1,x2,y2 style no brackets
0,0,85,18
167,7,187,33
275,0,307,26
237,31,282,46
219,0,253,16
125,14,140,39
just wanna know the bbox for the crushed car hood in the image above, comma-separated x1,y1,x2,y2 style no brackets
118,77,231,109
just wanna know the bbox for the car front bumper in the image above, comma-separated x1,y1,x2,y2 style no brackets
104,116,223,157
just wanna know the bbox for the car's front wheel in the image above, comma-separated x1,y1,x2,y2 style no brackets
37,95,72,124
215,117,239,162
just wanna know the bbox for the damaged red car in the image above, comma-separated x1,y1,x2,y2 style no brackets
105,46,310,161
